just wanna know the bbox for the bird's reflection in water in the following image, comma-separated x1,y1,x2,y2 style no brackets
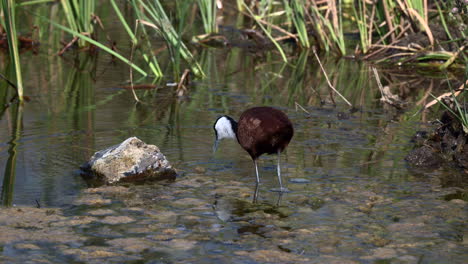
214,187,291,223
252,183,286,206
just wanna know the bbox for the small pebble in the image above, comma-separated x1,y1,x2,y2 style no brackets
100,216,135,225
289,178,310,184
194,166,206,173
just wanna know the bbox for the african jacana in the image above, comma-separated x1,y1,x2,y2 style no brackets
213,106,294,192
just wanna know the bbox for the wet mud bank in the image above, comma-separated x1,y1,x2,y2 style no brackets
1,170,466,263
406,106,468,188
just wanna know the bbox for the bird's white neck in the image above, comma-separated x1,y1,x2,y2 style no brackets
214,116,237,140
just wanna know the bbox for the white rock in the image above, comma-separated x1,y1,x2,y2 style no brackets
82,137,176,184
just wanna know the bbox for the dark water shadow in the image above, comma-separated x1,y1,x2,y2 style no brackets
1,102,23,207
0,64,24,207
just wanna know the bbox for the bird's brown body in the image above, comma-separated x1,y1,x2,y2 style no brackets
236,107,293,160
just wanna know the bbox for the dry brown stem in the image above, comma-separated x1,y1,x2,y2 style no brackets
312,47,352,107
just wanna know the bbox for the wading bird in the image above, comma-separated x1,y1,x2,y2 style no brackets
213,106,294,192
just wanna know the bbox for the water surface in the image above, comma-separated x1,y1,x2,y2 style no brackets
0,4,466,263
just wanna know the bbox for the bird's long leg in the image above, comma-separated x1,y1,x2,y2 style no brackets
276,192,284,206
253,182,259,203
277,150,284,190
254,159,260,185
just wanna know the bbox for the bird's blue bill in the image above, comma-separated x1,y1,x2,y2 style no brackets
213,139,219,153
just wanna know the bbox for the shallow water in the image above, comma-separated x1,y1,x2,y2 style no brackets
0,4,467,264
0,51,423,207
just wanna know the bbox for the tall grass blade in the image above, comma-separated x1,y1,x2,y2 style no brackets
242,3,288,62
17,0,55,7
134,0,205,78
110,0,162,77
406,7,433,46
435,2,454,41
1,0,24,100
197,0,217,34
309,1,346,55
60,0,95,47
38,14,147,76
283,0,309,48
404,0,426,25
353,0,370,53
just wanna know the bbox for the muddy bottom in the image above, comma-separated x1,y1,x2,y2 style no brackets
1,169,466,264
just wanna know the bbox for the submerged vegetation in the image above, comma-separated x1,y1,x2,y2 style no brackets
0,0,466,101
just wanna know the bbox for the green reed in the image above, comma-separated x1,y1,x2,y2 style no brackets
0,0,24,101
405,0,426,25
134,0,204,78
309,0,345,55
435,1,467,68
60,0,95,47
110,0,163,78
283,0,309,49
242,3,287,62
197,0,217,34
353,0,370,54
44,16,147,76
430,76,468,134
